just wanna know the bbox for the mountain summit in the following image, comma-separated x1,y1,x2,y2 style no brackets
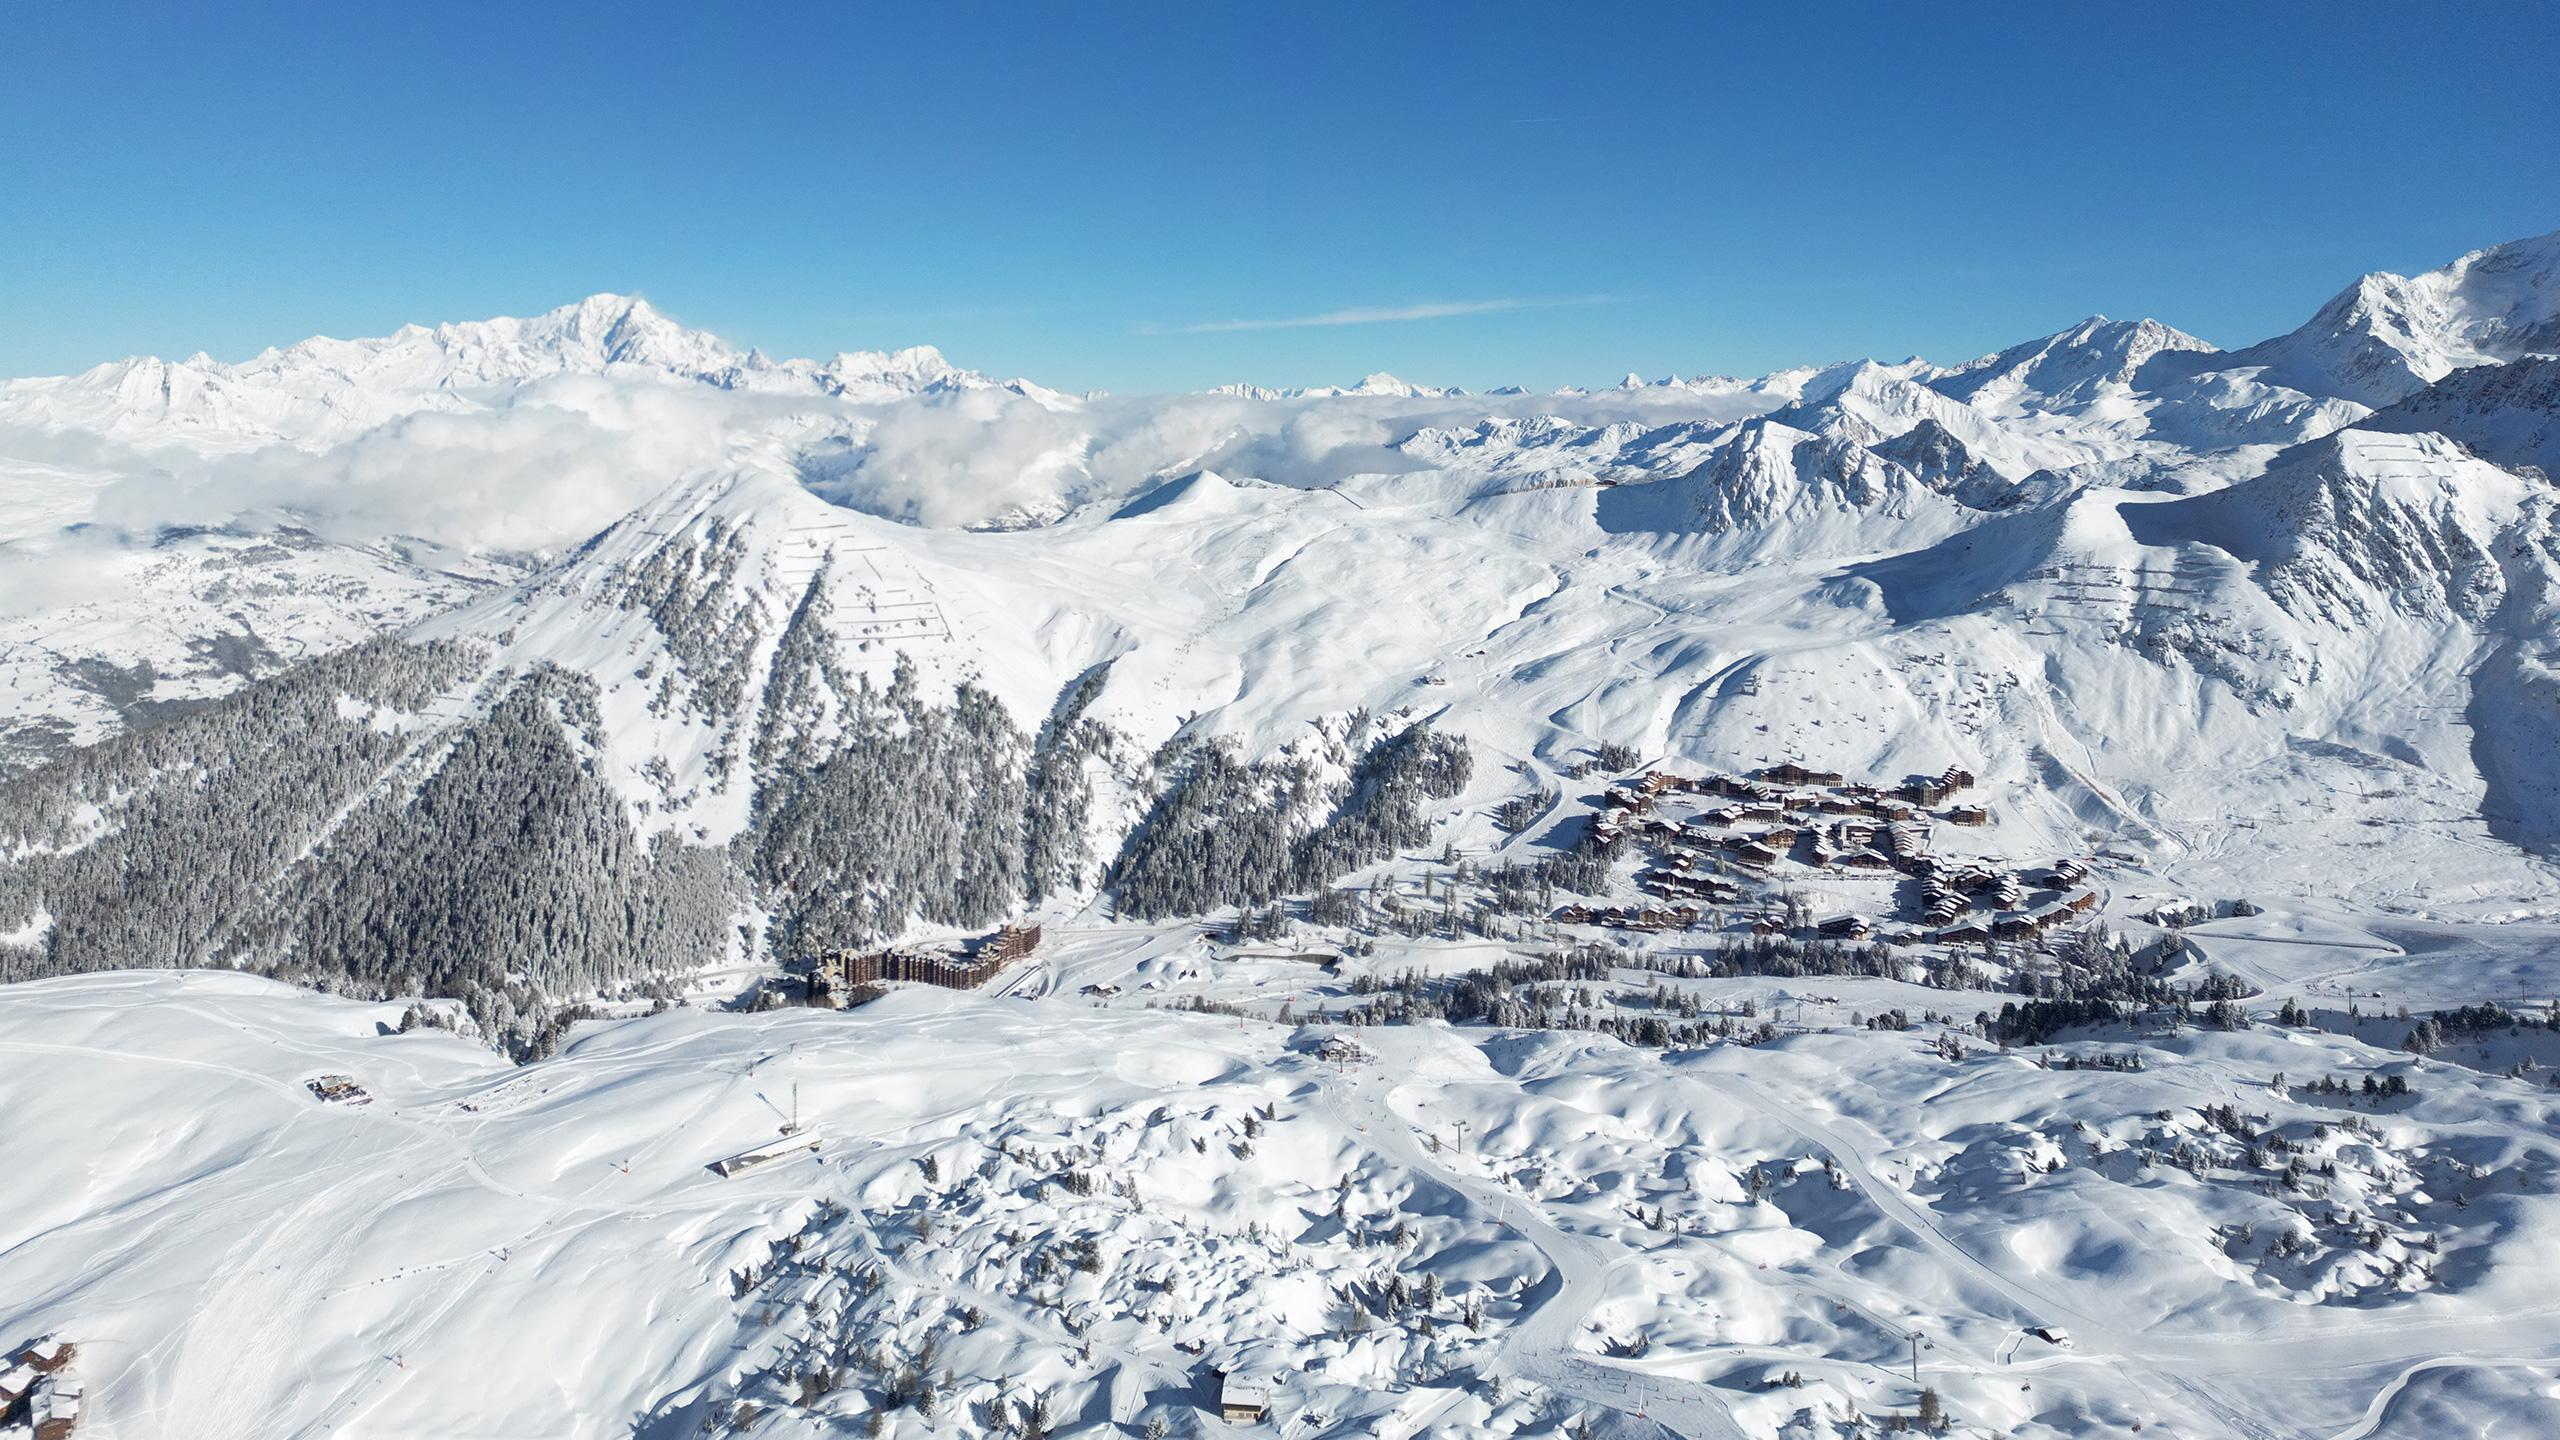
2225,229,2560,407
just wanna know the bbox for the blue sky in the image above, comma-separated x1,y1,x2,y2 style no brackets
5,2,2556,393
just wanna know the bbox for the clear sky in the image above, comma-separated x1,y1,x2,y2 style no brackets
5,2,2556,394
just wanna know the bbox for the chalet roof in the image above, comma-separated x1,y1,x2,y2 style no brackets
1221,1372,1274,1406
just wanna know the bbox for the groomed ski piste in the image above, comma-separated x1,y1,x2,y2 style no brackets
9,899,2560,1440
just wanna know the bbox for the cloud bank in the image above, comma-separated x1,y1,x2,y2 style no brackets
1151,295,1614,334
0,369,1787,604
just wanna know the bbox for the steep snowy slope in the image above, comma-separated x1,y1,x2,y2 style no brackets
1935,316,2217,407
1928,315,2360,455
2218,230,2560,408
1773,361,2084,480
1853,428,2560,901
2356,356,2560,477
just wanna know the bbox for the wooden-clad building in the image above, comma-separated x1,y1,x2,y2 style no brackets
30,1378,79,1440
984,923,1043,964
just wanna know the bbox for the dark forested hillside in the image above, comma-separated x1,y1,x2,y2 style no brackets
1109,712,1472,919
0,613,1470,1056
258,666,738,1001
0,638,484,979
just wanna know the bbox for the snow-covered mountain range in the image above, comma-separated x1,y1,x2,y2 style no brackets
6,229,2560,1440
0,292,1078,452
1,229,2557,986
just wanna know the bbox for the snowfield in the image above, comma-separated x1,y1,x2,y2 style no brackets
9,932,2560,1440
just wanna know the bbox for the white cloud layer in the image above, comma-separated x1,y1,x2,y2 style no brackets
0,373,1785,611
1153,295,1613,334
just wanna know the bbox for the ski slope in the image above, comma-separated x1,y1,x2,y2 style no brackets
9,921,2560,1439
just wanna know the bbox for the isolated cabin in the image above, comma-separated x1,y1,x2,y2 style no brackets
1219,1372,1273,1423
304,1074,368,1104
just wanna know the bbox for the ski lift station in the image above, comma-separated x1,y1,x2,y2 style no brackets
711,1131,820,1177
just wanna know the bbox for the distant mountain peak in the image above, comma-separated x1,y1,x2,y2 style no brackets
0,296,999,447
2226,229,2560,408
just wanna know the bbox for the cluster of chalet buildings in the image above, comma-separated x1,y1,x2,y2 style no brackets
1593,764,1984,853
0,1335,79,1440
1567,763,2095,946
1920,858,2098,945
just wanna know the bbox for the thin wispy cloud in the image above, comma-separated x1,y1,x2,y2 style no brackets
1147,295,1611,336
